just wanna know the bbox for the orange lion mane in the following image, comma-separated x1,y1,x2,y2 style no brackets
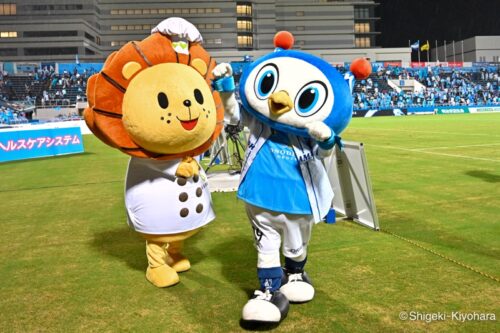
84,33,223,160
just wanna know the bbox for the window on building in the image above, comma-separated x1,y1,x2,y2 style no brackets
479,56,486,62
295,11,304,16
237,3,252,16
111,25,152,31
24,31,77,37
355,37,371,48
238,35,253,48
197,23,222,30
205,38,222,45
109,7,222,16
354,23,370,33
0,3,16,15
31,4,82,11
493,55,499,62
111,41,127,47
296,26,305,31
0,48,17,56
84,32,95,42
237,19,252,32
0,31,17,38
25,47,79,56
354,7,370,19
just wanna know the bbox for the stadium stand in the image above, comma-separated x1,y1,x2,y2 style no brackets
1,63,498,118
347,65,499,110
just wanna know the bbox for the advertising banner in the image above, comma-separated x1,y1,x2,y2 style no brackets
15,62,40,74
57,63,103,75
2,62,15,74
469,106,500,113
472,62,500,68
434,106,470,114
446,62,464,68
370,62,384,70
0,126,84,163
406,106,435,115
383,61,402,67
352,109,407,117
410,62,427,68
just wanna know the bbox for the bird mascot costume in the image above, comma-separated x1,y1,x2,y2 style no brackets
212,31,371,323
84,18,224,288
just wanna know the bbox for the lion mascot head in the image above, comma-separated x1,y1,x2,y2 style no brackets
84,19,224,160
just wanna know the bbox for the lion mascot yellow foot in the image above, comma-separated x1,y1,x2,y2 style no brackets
84,18,224,287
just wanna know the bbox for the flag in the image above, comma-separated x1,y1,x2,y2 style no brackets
75,54,80,65
421,41,430,51
410,40,420,50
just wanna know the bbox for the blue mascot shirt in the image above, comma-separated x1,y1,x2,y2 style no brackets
238,130,312,214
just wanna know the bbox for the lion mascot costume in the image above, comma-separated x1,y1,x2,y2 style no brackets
84,18,224,287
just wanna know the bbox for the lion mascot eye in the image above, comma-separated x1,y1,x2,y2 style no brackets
157,92,169,109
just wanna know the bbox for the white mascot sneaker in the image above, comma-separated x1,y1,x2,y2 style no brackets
242,290,289,323
279,271,315,303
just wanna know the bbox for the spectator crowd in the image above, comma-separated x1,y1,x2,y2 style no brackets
351,65,499,110
1,65,96,108
1,63,499,117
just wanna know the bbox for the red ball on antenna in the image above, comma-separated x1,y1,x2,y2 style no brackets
350,58,372,80
274,31,294,50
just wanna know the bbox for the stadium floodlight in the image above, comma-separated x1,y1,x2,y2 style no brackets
324,141,380,230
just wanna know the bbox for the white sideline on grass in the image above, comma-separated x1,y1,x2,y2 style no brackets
370,144,500,163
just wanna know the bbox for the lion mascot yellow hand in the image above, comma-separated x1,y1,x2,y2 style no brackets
84,18,224,287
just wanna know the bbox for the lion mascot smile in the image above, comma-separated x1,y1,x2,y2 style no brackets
84,18,223,287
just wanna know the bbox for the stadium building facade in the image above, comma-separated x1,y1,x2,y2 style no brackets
0,0,381,62
431,36,500,63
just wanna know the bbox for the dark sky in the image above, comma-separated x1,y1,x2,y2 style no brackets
376,0,500,48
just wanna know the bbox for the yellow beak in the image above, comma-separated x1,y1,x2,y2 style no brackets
268,90,293,116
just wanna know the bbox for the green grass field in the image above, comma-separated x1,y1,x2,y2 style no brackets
0,113,498,332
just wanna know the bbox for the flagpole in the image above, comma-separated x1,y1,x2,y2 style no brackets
444,40,447,61
461,40,464,62
418,44,421,63
435,40,438,61
452,40,456,62
408,40,410,61
425,40,431,62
